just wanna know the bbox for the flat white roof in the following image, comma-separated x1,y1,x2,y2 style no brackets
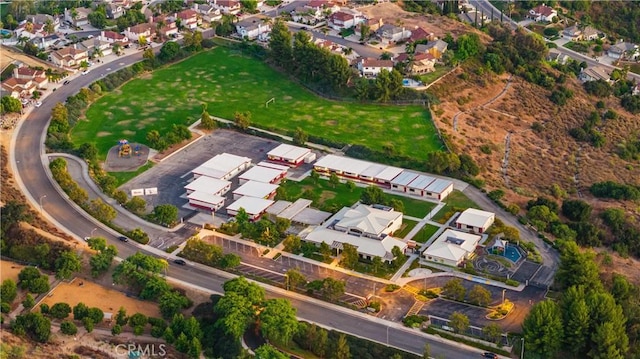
314,154,371,175
192,165,228,179
278,198,313,219
423,229,481,262
187,191,226,205
425,178,453,194
334,204,402,237
200,153,251,173
184,176,231,193
407,174,436,190
233,180,279,198
306,228,407,260
268,144,311,161
456,208,494,228
239,166,284,183
257,161,290,172
360,163,388,178
375,166,404,181
227,196,274,215
391,171,419,186
266,200,292,215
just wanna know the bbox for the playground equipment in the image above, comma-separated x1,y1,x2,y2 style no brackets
118,139,131,158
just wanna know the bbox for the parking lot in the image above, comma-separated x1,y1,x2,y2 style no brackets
119,129,313,218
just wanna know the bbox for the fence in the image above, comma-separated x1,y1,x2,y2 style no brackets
428,314,509,347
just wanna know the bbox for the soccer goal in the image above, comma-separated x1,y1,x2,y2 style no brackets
265,97,275,108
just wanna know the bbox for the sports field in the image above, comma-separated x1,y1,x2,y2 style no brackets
74,47,442,159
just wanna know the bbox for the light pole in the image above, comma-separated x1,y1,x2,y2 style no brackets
284,274,289,291
90,227,97,238
39,194,47,211
502,289,506,305
520,337,525,359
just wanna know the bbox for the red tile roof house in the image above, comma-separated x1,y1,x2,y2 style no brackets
124,23,156,43
175,9,200,30
355,18,383,39
356,58,393,78
98,30,130,45
305,0,341,14
328,10,364,31
394,53,436,74
528,4,557,22
50,45,89,68
408,27,433,43
15,22,47,40
1,77,39,98
211,0,241,15
13,66,48,90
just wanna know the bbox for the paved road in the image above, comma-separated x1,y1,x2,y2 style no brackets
10,50,488,359
471,0,640,82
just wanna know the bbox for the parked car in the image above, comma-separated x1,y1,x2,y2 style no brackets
117,236,129,242
81,69,90,75
83,237,90,241
87,35,93,38
63,80,70,85
34,101,42,107
173,259,186,266
482,353,499,359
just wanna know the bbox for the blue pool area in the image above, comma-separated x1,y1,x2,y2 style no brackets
402,78,423,87
0,29,11,36
488,244,523,263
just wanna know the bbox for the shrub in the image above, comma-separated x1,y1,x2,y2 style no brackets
385,284,400,292
60,321,77,335
402,315,428,328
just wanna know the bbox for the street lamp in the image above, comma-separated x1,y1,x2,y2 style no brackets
90,227,97,238
39,195,47,211
502,289,507,305
520,337,525,359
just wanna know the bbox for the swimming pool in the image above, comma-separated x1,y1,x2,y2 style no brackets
503,245,522,263
0,29,11,36
402,78,422,87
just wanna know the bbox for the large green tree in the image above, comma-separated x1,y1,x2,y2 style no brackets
560,286,590,356
268,20,293,69
522,300,564,358
443,279,466,301
555,241,602,291
259,299,298,345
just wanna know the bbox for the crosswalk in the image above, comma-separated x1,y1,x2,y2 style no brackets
405,300,425,317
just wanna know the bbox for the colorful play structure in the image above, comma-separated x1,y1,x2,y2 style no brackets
118,139,131,158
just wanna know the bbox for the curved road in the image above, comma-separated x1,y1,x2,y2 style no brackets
10,51,488,358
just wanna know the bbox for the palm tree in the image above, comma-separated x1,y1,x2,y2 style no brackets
343,47,353,55
112,43,122,55
92,47,103,59
44,19,55,34
79,60,89,70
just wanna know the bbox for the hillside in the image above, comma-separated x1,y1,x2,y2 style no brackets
429,62,640,209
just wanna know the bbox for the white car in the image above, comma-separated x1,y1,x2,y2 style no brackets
35,101,42,107
81,69,90,75
87,35,94,39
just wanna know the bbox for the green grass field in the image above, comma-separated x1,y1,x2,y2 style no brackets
431,190,479,223
395,219,418,239
280,178,436,217
74,47,441,160
411,224,440,243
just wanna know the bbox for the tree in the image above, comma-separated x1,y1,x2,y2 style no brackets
522,300,564,358
60,321,77,335
561,199,592,222
159,291,190,319
360,185,386,205
590,322,625,359
1,279,18,304
319,242,332,262
90,198,117,223
152,204,178,226
293,127,308,145
269,20,293,69
115,307,128,326
1,96,22,114
54,251,82,280
482,323,503,343
310,169,320,184
234,111,251,130
73,303,90,321
159,41,181,61
527,205,559,231
88,10,107,29
200,105,216,130
285,268,306,290
283,234,302,253
468,285,491,306
255,344,288,359
129,313,148,327
422,343,431,359
260,299,298,345
334,334,351,359
49,302,72,319
125,196,147,214
449,312,470,333
555,241,602,291
329,173,340,188
83,317,94,333
443,279,466,301
586,291,628,356
340,243,359,269
219,253,241,269
371,256,383,275
8,0,35,21
560,286,590,355
22,293,35,309
321,278,345,301
87,307,104,324
240,0,257,12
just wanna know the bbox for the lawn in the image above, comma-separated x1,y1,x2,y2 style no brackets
109,162,154,186
280,178,437,217
419,66,452,85
410,224,440,243
431,190,479,223
395,219,418,239
74,47,441,160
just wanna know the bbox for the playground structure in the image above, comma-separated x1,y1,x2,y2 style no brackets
118,139,131,158
488,239,523,263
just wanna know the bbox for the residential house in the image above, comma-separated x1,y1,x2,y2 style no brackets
607,41,639,60
235,17,271,41
32,34,65,50
157,20,179,39
12,65,48,89
376,24,411,46
422,229,481,267
304,204,407,263
409,27,433,43
354,18,383,39
50,45,89,67
562,25,581,41
194,3,222,23
305,0,340,14
79,38,113,57
633,84,640,96
455,208,495,233
15,22,47,39
64,7,92,27
106,4,125,19
528,4,557,22
176,9,200,30
396,52,436,74
26,14,60,32
98,30,130,45
1,77,37,98
356,57,393,77
328,10,363,31
415,39,448,60
210,0,241,15
124,22,155,43
578,66,611,82
581,26,600,41
292,7,323,25
546,49,570,64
